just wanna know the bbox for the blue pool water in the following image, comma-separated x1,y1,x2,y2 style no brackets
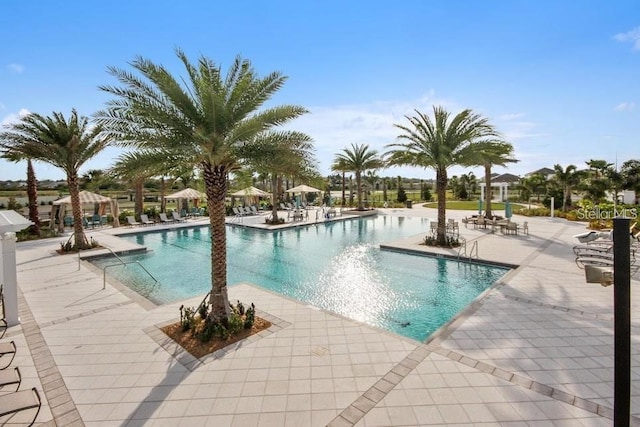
92,215,508,341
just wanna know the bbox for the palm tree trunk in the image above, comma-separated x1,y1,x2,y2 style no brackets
271,174,279,222
341,171,346,206
203,162,230,322
562,186,568,212
356,171,363,209
436,168,447,245
68,172,89,250
160,177,166,213
484,164,492,218
26,159,41,236
383,179,387,202
134,179,144,216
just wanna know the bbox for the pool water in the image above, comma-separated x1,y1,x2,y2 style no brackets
92,215,508,341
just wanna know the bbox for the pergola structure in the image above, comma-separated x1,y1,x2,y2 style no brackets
479,181,510,202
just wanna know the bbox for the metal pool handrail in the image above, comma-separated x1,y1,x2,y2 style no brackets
102,247,158,290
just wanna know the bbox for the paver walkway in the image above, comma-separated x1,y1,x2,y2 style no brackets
3,208,639,425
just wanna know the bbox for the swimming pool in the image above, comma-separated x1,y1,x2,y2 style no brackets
92,215,508,341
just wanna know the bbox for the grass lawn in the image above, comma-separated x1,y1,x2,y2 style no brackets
422,200,508,210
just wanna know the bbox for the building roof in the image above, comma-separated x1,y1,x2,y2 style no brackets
526,167,555,177
493,173,521,183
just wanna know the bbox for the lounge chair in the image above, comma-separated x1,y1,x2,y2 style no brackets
280,203,290,211
159,213,173,224
0,341,16,369
140,214,154,226
243,206,254,216
91,214,102,228
250,206,260,215
0,367,22,391
0,387,42,426
126,216,141,227
172,211,187,223
63,216,73,227
232,207,244,217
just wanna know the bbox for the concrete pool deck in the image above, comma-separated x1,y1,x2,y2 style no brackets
5,207,640,425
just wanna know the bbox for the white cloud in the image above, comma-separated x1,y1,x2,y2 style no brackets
284,92,454,175
614,27,640,50
615,102,636,112
498,113,525,121
7,63,24,74
1,108,31,127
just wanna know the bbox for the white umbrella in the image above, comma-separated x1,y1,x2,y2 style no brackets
165,188,205,200
285,184,322,194
230,186,271,197
53,190,119,229
53,190,112,205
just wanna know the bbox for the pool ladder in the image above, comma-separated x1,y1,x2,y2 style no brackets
457,238,478,260
102,247,158,290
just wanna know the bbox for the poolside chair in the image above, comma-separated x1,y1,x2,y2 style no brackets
63,216,74,227
243,206,255,216
82,217,91,229
126,216,141,227
0,341,16,369
171,211,187,223
0,387,42,426
505,221,518,235
159,213,173,224
522,221,529,235
0,367,22,391
190,207,201,218
91,213,102,228
140,214,154,226
232,207,244,217
250,206,260,215
280,203,290,211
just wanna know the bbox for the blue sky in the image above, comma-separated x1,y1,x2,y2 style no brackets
1,1,639,182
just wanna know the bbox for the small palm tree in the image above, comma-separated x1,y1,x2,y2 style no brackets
472,141,517,217
387,107,501,245
333,143,384,210
1,152,41,236
0,110,111,249
96,49,307,322
330,158,349,206
552,164,581,212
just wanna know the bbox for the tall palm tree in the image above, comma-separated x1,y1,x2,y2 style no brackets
552,164,581,212
96,49,307,322
330,158,349,206
240,130,315,222
0,110,111,249
110,150,172,216
472,141,517,217
333,143,383,210
1,152,41,236
387,107,501,245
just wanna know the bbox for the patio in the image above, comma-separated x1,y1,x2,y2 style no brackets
3,207,639,425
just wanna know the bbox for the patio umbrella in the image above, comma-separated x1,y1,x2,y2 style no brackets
230,186,270,197
231,186,271,207
166,188,205,201
53,190,119,229
166,188,205,211
285,184,322,194
286,184,322,205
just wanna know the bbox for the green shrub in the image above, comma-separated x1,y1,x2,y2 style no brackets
178,300,257,342
423,234,460,247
